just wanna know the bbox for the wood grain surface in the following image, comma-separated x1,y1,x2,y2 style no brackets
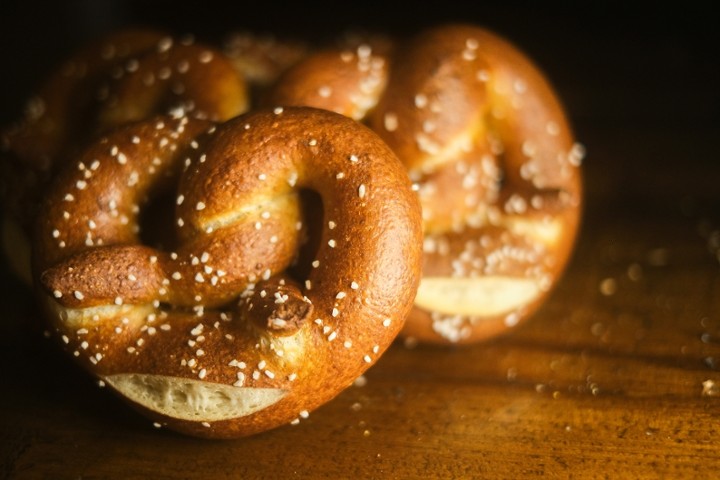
1,3,718,479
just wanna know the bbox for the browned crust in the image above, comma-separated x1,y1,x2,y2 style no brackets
34,107,423,438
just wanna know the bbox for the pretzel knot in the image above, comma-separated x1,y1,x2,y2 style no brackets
268,24,584,344
33,107,423,438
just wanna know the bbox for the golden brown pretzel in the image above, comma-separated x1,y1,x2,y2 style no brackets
33,107,423,438
1,29,248,283
267,24,583,344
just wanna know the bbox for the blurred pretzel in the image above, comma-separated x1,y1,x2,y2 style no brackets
268,24,583,343
1,29,248,283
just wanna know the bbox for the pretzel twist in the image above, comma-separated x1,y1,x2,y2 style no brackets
268,24,583,343
33,107,423,438
1,30,248,283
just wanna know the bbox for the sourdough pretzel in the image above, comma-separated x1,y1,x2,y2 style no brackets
1,30,248,283
268,24,583,343
33,107,423,438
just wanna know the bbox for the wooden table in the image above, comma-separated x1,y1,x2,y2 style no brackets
1,4,718,479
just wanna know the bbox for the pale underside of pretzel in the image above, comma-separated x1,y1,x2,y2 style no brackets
33,107,423,438
267,24,583,343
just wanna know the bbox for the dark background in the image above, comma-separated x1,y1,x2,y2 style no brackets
0,1,717,254
0,0,717,258
1,1,717,129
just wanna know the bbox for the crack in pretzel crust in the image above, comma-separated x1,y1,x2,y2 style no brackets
267,23,583,344
33,107,423,438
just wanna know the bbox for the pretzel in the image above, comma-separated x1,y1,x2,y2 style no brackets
222,31,308,88
33,107,423,438
267,24,583,343
1,29,248,283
